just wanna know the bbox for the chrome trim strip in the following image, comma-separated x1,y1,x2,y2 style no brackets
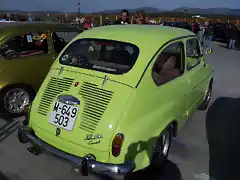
23,130,135,175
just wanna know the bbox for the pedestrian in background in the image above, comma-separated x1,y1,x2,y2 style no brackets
115,9,130,25
227,24,238,49
134,10,148,24
203,22,214,48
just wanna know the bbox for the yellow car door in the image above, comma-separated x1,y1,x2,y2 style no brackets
185,37,211,113
0,31,54,91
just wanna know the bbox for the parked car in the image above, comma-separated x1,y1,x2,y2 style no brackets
18,25,213,176
0,22,82,118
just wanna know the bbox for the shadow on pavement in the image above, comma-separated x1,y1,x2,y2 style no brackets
0,119,20,143
0,171,10,180
95,160,182,180
206,97,240,180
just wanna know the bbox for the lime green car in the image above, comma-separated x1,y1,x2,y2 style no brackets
18,25,213,176
0,22,82,118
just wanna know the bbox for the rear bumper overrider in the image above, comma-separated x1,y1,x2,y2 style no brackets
18,127,135,176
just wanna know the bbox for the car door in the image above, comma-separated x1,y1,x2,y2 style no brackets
0,31,54,91
185,37,209,113
139,41,192,129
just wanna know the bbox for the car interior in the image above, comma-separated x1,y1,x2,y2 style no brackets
152,45,184,85
1,34,48,58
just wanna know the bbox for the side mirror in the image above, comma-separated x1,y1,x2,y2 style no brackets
205,47,212,56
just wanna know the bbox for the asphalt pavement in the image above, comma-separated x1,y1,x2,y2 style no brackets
0,42,239,180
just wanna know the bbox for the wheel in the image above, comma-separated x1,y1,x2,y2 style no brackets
150,125,173,168
0,85,35,119
198,80,213,111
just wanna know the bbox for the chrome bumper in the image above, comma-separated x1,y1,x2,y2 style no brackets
18,128,135,176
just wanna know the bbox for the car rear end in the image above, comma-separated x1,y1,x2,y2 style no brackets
18,37,141,175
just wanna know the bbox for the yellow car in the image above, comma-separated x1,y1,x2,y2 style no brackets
0,22,82,118
19,25,213,176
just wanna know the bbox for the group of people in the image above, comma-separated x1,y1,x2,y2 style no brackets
0,13,40,22
113,9,149,25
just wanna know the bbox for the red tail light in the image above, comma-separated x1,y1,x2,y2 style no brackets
112,133,124,157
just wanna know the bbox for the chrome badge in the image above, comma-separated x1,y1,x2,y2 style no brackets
84,134,103,145
57,95,80,105
56,128,61,136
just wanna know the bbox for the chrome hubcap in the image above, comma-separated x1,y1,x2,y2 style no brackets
206,88,212,102
4,88,29,113
162,131,170,156
153,130,170,157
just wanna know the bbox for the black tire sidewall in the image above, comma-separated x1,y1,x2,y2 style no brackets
0,85,35,119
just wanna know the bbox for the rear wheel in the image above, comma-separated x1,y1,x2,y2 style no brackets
0,85,35,119
150,125,172,168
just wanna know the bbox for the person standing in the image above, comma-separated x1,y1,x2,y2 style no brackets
28,13,33,22
227,24,238,49
114,9,130,25
134,10,148,24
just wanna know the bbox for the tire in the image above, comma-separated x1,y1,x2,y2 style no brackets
0,85,35,119
150,125,173,168
198,80,213,111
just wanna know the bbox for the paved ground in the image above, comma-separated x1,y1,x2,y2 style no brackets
0,42,239,180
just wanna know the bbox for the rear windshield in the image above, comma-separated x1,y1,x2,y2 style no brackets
59,39,139,74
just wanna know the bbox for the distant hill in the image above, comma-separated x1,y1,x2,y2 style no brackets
93,7,163,14
0,7,240,16
172,7,240,16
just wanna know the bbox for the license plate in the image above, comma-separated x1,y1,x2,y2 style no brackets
49,101,79,131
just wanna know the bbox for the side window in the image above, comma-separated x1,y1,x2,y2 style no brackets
186,38,202,70
0,32,48,59
152,42,185,86
52,31,79,53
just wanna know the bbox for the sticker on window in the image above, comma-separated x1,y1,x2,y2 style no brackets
41,33,47,40
32,34,42,41
61,54,69,61
26,35,33,42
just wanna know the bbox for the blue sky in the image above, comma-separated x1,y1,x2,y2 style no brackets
1,0,240,12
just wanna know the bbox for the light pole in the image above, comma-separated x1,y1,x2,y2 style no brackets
77,0,80,18
184,8,188,22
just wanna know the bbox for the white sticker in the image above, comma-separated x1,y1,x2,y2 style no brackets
26,35,33,42
61,54,69,61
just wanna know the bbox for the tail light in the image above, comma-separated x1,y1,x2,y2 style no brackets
112,133,124,157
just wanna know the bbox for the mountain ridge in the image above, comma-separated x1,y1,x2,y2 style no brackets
0,7,240,16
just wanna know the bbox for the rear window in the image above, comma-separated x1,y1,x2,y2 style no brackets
59,39,139,74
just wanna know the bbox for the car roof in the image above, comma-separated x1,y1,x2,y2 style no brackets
72,25,196,87
0,21,82,37
79,25,195,47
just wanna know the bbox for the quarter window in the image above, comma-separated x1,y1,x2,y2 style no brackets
186,38,202,70
52,31,80,53
152,42,185,85
0,32,48,59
